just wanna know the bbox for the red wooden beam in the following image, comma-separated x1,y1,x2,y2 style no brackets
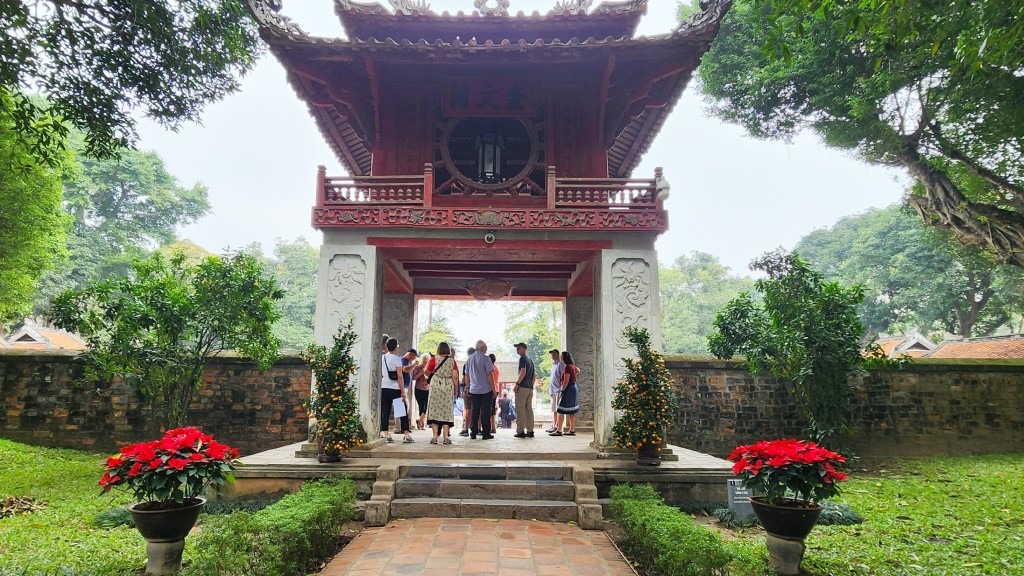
402,262,578,272
367,238,612,250
407,271,573,279
383,259,413,294
415,288,566,300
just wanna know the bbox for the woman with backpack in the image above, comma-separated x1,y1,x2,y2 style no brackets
498,391,515,429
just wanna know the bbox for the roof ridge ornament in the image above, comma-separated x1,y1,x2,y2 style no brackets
474,0,510,17
246,0,306,36
552,0,593,15
388,0,434,15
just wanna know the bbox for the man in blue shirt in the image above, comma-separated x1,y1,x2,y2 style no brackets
465,340,495,439
513,342,536,438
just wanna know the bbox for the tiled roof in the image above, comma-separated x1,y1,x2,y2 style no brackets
926,335,1024,359
873,333,936,358
250,0,731,178
6,322,86,351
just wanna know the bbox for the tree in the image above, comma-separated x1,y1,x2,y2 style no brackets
0,1,262,162
797,205,1024,338
504,301,563,377
268,238,319,351
417,316,460,358
699,0,1024,267
708,250,866,448
0,90,72,327
33,143,211,315
660,252,755,355
51,252,283,431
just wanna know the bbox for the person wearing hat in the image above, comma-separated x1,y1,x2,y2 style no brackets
513,342,536,438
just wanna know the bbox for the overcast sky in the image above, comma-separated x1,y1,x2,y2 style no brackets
136,0,908,279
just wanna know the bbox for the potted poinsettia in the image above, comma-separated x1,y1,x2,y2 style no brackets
100,427,242,575
727,438,848,574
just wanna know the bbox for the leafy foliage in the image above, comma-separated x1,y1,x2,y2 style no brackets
0,89,72,326
302,322,364,455
708,250,866,447
610,484,733,576
660,252,755,355
700,0,1024,267
0,1,262,162
50,252,283,430
611,327,677,450
417,315,459,358
182,477,356,576
796,205,1024,338
503,301,563,375
33,140,211,316
267,238,318,351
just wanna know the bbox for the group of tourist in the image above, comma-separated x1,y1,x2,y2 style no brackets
376,335,581,446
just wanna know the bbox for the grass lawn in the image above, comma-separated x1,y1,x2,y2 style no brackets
722,454,1024,575
0,438,145,575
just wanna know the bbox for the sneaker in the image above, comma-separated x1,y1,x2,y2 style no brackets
514,432,527,438
470,434,477,440
429,438,438,445
459,430,469,437
403,436,414,443
386,434,395,443
526,432,535,438
545,426,557,433
482,434,494,440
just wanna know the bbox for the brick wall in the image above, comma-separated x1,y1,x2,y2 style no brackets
667,357,1024,457
0,349,311,455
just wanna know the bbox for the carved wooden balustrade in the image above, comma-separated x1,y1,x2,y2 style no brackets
313,164,668,231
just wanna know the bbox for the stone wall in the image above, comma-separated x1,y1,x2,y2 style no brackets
667,357,1024,457
0,349,310,455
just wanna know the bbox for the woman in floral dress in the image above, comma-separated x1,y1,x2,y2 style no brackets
425,341,459,445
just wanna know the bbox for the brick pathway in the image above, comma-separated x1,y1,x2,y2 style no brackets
320,518,636,576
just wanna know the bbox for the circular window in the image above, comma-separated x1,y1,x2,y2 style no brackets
440,117,538,191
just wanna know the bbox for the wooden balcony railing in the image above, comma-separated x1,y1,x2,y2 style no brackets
313,164,669,231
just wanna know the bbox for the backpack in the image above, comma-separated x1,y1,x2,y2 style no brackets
508,403,517,421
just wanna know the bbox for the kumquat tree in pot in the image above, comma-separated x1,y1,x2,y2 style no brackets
302,320,364,462
611,326,677,466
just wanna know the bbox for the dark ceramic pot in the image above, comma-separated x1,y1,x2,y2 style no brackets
749,497,823,540
128,497,206,543
635,441,662,466
317,437,341,463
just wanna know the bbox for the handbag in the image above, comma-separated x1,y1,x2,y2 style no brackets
427,356,449,384
382,355,398,381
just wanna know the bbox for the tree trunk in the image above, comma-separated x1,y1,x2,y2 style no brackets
899,143,1024,269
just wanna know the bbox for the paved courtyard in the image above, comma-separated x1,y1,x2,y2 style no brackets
320,518,636,576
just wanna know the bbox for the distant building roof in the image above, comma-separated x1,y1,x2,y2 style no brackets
874,333,936,358
926,335,1024,359
6,319,86,351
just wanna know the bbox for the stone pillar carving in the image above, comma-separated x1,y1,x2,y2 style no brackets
381,294,415,354
594,250,661,446
566,296,596,426
314,245,383,441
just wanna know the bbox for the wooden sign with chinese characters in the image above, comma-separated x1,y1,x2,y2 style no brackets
444,78,537,117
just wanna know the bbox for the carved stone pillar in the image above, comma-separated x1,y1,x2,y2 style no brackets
314,245,384,441
593,250,662,446
381,294,415,355
566,296,596,427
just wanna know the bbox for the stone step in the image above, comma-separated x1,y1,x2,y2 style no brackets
390,498,578,522
402,463,569,481
394,478,576,501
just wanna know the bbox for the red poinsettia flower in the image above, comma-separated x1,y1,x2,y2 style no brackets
99,428,241,505
727,438,849,505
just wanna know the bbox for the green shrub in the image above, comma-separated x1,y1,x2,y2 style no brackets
611,484,732,576
182,477,355,576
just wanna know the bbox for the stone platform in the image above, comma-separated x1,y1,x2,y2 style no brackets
231,428,733,511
